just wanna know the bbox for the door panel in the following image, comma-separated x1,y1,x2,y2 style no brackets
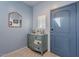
77,2,79,56
50,3,76,56
53,10,70,33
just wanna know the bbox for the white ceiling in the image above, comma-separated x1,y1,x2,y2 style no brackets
24,1,42,7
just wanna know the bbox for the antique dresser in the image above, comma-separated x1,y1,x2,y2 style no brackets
27,33,48,55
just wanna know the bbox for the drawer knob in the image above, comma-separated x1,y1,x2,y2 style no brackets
38,47,39,49
37,42,40,44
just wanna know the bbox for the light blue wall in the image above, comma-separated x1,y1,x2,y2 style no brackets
0,1,33,56
33,1,76,51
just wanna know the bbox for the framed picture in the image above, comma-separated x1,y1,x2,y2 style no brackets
8,12,22,28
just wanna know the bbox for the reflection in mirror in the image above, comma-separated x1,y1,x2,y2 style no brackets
37,15,46,29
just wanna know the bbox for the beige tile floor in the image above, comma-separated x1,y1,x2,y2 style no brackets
3,48,59,57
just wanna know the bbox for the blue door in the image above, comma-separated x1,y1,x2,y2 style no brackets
50,3,77,56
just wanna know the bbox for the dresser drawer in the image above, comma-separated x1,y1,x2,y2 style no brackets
33,40,42,46
36,36,42,40
33,46,41,52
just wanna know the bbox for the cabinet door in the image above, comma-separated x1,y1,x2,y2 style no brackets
50,3,76,56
